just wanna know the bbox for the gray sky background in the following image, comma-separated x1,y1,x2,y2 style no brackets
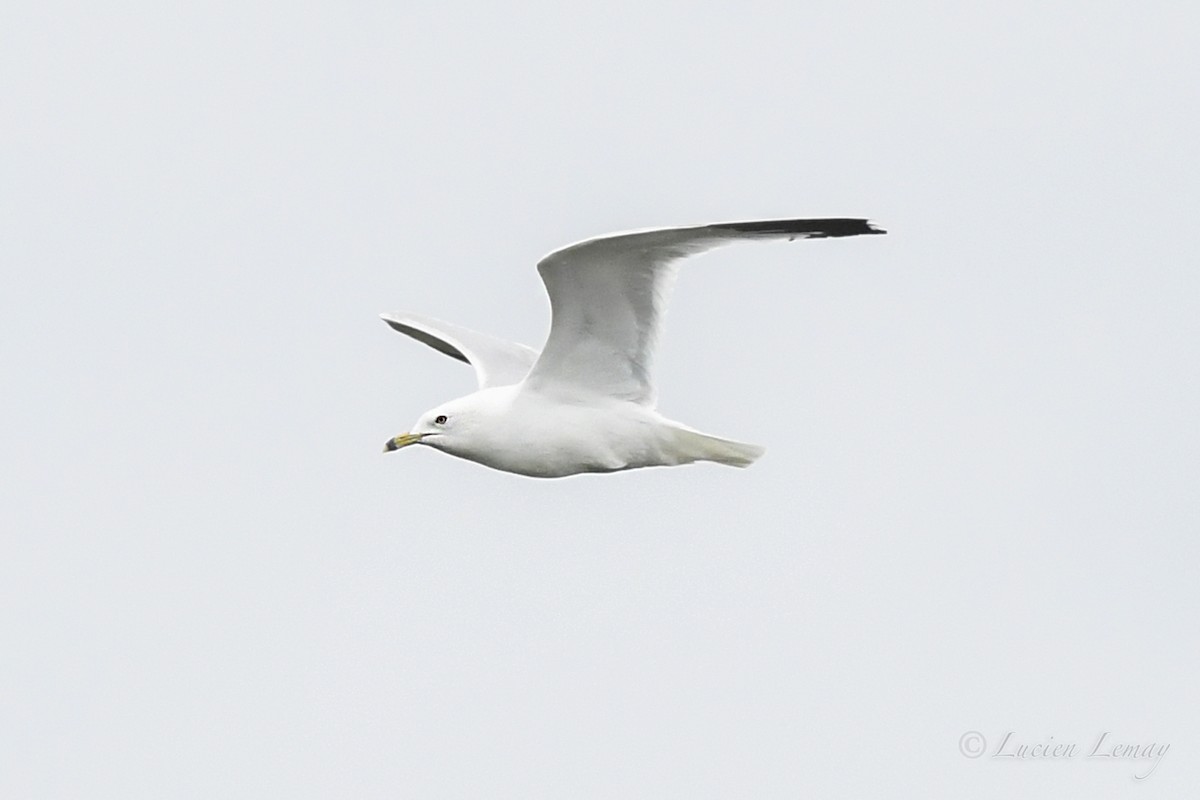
3,1,1198,797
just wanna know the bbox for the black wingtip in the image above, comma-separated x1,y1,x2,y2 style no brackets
380,317,471,365
718,218,886,239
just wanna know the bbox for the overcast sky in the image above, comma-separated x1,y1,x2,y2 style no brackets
3,1,1198,797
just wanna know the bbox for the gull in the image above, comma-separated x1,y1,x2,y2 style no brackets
382,218,884,478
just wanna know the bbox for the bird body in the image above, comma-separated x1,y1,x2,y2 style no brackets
404,384,763,478
382,218,884,478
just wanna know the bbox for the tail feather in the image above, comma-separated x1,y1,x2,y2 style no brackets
668,425,765,469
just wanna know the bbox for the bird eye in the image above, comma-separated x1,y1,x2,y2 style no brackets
434,415,448,425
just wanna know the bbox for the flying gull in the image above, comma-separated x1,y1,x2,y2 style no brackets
382,218,885,477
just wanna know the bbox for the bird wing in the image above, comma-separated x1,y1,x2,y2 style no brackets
522,218,885,404
380,312,539,389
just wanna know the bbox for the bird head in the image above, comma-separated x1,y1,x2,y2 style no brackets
383,390,505,457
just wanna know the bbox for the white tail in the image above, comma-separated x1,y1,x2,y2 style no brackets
668,425,765,469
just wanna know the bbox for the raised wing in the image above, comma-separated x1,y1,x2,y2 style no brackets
522,218,884,405
380,312,538,389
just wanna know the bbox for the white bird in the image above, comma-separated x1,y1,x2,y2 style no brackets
382,218,884,478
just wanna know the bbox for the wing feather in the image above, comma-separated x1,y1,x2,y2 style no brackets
381,312,538,389
523,218,884,404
